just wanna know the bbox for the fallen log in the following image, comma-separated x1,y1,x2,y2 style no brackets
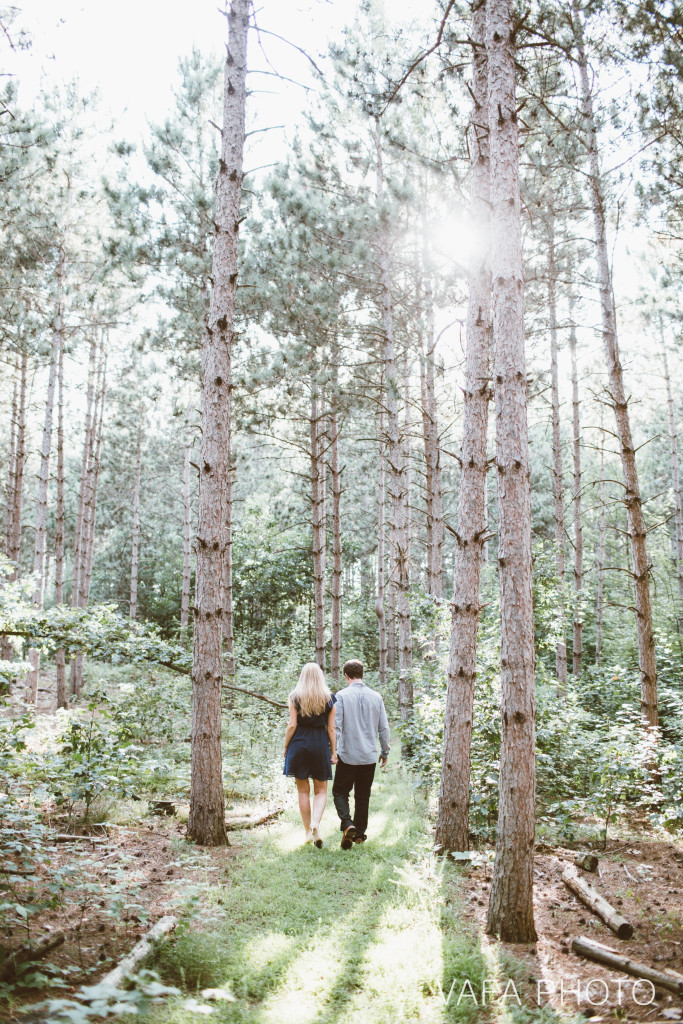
562,865,634,939
0,931,65,982
572,936,683,996
52,834,107,844
99,916,177,991
574,852,599,872
225,808,284,831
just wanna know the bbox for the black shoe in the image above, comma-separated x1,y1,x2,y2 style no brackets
341,825,357,850
353,834,366,844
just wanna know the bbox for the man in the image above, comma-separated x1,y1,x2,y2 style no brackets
332,658,390,849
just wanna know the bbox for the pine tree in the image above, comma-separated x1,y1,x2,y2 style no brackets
485,0,537,943
188,0,249,847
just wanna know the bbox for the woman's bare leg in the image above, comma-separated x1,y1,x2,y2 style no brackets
295,778,312,834
311,779,327,828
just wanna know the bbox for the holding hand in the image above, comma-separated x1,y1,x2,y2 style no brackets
379,755,388,768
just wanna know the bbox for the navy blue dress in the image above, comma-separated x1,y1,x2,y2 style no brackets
283,695,336,781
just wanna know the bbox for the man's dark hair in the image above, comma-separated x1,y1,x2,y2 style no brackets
343,659,364,680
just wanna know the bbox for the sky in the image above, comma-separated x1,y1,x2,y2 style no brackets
11,0,426,150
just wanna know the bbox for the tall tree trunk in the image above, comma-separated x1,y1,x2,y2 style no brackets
329,394,342,685
1,363,19,666
375,410,388,685
27,316,62,703
181,412,193,641
70,338,97,697
55,333,67,709
8,350,28,574
81,353,106,605
420,221,444,600
435,0,491,853
661,342,683,630
71,345,106,698
569,297,584,672
310,389,327,671
595,421,606,665
3,366,18,559
129,423,142,621
485,0,537,943
188,0,248,847
386,545,396,670
402,348,412,593
375,125,412,729
548,215,567,687
222,458,235,679
483,467,489,564
574,4,658,729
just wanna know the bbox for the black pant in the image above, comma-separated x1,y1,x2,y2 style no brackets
332,758,376,838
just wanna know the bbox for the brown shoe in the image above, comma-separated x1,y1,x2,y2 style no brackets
353,834,366,844
341,825,357,850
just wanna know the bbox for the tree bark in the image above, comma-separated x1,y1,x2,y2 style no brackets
596,416,607,664
310,389,327,671
661,341,683,631
222,453,235,680
129,422,142,621
3,365,18,561
574,3,658,729
329,393,342,685
548,214,567,688
82,354,106,596
70,338,97,697
72,344,106,697
221,328,235,682
8,349,27,576
27,313,62,703
375,410,388,685
402,348,412,577
188,0,248,847
181,411,193,641
485,0,537,943
1,362,19,666
435,0,491,854
375,125,412,729
55,334,67,709
420,219,444,601
569,296,584,673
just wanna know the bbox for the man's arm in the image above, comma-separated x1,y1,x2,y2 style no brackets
378,697,390,765
335,692,344,756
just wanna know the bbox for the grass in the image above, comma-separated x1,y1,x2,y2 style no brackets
145,767,572,1024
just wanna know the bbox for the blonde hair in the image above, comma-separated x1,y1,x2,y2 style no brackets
290,662,331,718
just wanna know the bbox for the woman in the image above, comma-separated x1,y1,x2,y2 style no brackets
283,663,337,847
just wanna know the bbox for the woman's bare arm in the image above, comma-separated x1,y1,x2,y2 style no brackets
283,702,298,755
327,705,337,763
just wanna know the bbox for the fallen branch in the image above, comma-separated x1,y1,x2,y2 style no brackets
572,936,683,995
99,916,177,991
225,808,284,831
562,866,634,938
52,834,108,844
0,931,65,983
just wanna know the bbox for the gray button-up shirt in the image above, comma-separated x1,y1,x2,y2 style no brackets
335,681,390,765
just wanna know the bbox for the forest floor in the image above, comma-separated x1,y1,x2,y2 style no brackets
2,680,683,1023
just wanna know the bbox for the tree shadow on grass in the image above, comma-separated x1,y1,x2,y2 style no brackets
152,780,424,1023
438,869,581,1024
